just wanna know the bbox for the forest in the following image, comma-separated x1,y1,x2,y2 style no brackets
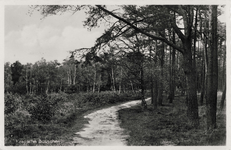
4,5,226,146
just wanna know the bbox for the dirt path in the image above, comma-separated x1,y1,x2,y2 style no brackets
73,98,151,146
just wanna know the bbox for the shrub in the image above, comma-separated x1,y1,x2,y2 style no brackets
5,108,31,145
4,93,22,114
28,94,65,123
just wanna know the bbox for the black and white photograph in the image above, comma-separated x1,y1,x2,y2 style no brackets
3,1,228,148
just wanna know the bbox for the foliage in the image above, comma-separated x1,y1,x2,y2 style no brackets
11,61,23,85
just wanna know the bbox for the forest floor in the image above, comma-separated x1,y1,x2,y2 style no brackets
118,93,226,146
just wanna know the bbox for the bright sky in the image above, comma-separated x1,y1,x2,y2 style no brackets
4,5,104,64
4,5,227,65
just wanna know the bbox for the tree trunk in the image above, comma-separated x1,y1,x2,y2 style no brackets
140,63,147,110
29,81,32,94
158,38,164,106
93,68,96,93
182,39,199,127
153,77,158,109
206,5,218,130
130,81,134,93
220,42,226,110
25,68,28,94
112,67,116,92
193,8,198,93
169,28,176,103
151,78,154,104
200,53,205,105
73,64,76,85
220,84,226,110
150,44,154,105
119,67,122,94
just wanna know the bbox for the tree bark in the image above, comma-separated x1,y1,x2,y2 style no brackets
182,39,199,127
140,62,147,110
206,5,218,130
112,67,116,92
200,51,205,105
151,78,154,104
158,36,165,106
169,28,176,103
220,84,226,110
25,67,28,94
153,77,158,109
73,64,76,85
220,41,226,110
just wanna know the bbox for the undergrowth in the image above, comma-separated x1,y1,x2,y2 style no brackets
5,91,142,146
118,95,226,146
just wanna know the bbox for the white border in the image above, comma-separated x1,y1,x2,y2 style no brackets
1,0,230,150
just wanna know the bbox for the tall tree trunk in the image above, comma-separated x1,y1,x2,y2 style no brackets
220,84,226,110
118,67,122,94
25,68,28,94
158,38,165,106
112,67,116,92
220,41,226,110
130,81,134,93
151,77,154,104
73,64,76,85
169,28,176,103
153,77,158,109
140,63,147,110
93,67,96,93
67,69,71,85
149,41,155,106
98,73,101,93
182,39,199,127
193,8,198,92
206,5,218,129
200,51,205,105
29,82,32,94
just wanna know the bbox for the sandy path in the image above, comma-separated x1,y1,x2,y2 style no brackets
73,98,151,146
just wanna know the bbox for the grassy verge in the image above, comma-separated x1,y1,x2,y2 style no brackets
118,95,226,146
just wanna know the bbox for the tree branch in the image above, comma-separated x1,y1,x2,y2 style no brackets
96,5,184,54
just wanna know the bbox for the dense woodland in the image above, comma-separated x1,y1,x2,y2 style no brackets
5,5,226,145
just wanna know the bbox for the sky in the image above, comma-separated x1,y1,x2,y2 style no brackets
4,5,227,65
4,5,105,64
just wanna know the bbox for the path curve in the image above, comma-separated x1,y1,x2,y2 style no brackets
73,98,151,146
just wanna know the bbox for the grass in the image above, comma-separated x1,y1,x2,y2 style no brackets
118,94,226,146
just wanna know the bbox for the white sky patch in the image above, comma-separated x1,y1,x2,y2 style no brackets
5,22,101,64
4,5,104,64
4,5,104,65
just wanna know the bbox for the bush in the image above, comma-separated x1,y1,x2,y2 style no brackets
4,93,22,114
70,91,142,108
28,94,65,123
